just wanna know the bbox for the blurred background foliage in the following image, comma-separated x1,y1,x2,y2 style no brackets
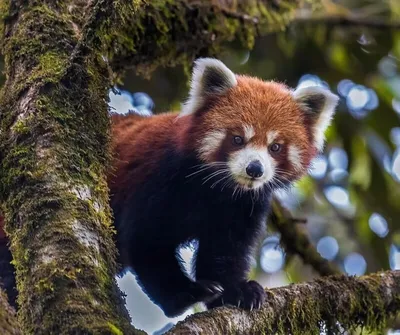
1,0,400,334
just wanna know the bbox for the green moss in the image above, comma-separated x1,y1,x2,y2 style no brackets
102,0,300,78
0,2,140,333
28,52,68,83
108,323,124,335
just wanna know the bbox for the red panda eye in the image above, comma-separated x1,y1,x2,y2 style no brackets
233,136,244,146
269,143,281,153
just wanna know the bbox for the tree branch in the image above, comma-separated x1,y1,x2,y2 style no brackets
271,199,341,277
105,0,302,75
168,270,400,334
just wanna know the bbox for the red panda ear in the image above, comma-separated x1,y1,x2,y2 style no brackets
293,86,339,152
180,58,237,116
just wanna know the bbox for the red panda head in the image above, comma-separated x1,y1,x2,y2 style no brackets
180,58,339,191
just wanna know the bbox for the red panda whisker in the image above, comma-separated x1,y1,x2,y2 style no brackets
232,185,239,199
221,178,234,191
210,174,231,189
186,162,228,179
202,169,230,185
186,165,222,178
190,161,227,169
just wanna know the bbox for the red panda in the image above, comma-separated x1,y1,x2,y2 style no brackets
109,58,339,317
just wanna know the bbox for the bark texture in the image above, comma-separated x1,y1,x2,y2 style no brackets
168,270,400,335
0,289,20,335
0,1,137,333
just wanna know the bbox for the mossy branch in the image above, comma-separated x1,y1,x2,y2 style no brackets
271,199,341,276
0,289,21,335
103,0,303,76
167,270,400,335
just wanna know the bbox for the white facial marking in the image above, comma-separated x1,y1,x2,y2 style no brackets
228,145,277,190
267,131,279,144
243,125,255,142
288,145,303,171
198,130,226,160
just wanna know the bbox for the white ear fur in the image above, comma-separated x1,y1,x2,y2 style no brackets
179,58,237,117
293,86,339,152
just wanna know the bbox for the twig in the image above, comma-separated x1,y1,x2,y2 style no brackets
270,199,341,276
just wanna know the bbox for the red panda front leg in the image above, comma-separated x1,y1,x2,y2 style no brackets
130,244,223,317
195,236,266,311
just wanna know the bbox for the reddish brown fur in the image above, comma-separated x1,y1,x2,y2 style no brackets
110,75,318,198
187,76,316,179
109,112,189,204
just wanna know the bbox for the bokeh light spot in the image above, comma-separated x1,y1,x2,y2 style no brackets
260,236,285,273
389,244,400,270
347,85,369,110
392,149,400,182
328,147,348,170
378,56,397,77
390,127,400,147
317,236,339,260
297,74,328,90
393,99,400,114
309,155,328,179
344,252,367,276
337,79,354,97
324,186,350,208
368,213,389,238
329,169,348,184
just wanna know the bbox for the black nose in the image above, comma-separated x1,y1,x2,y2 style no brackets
246,160,264,178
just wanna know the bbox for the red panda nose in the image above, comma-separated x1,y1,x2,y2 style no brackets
246,160,264,179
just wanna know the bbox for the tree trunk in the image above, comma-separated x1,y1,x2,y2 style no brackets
0,289,20,335
0,1,137,333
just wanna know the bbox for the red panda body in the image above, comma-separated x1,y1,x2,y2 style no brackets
109,59,338,317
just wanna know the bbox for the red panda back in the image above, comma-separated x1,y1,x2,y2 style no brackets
109,112,191,204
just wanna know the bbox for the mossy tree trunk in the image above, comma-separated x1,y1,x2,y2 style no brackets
0,289,20,335
0,0,399,334
0,1,137,333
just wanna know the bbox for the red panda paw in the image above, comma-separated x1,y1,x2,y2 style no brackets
193,280,224,303
206,280,266,311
